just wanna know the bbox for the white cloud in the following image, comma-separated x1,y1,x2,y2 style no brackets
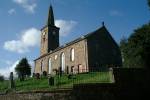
0,60,34,78
4,28,40,54
4,20,77,53
22,28,40,46
13,0,37,13
0,60,19,78
109,10,123,16
8,8,16,15
4,40,29,53
55,19,77,36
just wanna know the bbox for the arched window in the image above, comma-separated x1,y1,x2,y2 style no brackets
48,58,52,74
70,48,75,61
41,60,43,73
71,66,74,73
60,52,65,72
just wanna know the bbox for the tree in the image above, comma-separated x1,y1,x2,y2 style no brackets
120,23,150,69
15,58,31,81
0,75,4,82
120,37,130,67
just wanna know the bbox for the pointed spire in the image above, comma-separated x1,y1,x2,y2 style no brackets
47,5,55,26
102,21,105,26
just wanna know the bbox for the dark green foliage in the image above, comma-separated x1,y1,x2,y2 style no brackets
32,73,35,77
53,69,59,75
0,75,4,82
68,74,76,79
120,23,150,69
42,71,47,77
35,73,40,79
15,58,31,81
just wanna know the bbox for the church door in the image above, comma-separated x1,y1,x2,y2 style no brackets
48,58,52,74
61,53,65,72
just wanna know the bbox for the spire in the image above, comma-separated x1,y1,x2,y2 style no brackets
102,21,105,26
47,5,55,26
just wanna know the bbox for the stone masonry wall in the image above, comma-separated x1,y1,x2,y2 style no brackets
34,39,88,74
0,90,72,100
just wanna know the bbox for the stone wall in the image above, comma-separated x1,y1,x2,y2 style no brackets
72,68,150,100
35,39,88,74
87,26,122,70
1,68,149,100
0,90,72,100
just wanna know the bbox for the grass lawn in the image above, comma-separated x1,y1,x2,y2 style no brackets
0,72,113,92
0,80,9,93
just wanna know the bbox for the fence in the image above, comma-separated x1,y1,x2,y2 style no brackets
0,68,114,92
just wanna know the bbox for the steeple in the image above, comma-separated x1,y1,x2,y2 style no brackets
47,5,55,26
40,4,59,55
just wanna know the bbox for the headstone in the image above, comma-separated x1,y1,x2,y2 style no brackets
109,68,115,83
9,72,15,89
35,73,40,79
59,67,62,76
48,76,54,86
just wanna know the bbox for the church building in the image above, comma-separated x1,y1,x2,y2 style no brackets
34,6,122,75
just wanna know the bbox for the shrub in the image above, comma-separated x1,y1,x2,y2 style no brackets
53,69,59,75
32,73,35,78
43,71,47,77
35,73,40,79
0,75,4,82
68,74,76,79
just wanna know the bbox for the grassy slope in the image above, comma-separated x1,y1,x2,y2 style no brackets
0,81,9,92
0,72,112,92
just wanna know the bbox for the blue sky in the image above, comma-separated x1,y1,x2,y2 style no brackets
0,0,150,77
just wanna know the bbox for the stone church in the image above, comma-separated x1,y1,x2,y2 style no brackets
34,6,122,75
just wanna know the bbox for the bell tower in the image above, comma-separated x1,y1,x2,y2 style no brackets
40,5,59,55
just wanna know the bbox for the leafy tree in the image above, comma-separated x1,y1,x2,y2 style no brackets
120,37,129,67
0,75,4,82
15,58,31,81
120,23,150,69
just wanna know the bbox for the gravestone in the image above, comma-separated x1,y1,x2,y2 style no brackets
9,72,15,89
48,76,54,86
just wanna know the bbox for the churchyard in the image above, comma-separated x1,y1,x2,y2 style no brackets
0,71,112,93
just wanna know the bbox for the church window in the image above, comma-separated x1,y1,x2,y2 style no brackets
54,55,58,60
48,58,52,74
52,31,56,35
43,31,46,36
42,32,46,42
60,52,65,72
70,48,75,61
41,60,44,73
71,66,74,73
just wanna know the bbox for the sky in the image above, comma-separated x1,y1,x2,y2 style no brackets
0,0,150,78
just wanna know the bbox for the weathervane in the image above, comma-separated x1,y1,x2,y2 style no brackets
102,21,105,26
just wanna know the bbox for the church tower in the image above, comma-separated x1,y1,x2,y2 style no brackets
40,5,59,55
